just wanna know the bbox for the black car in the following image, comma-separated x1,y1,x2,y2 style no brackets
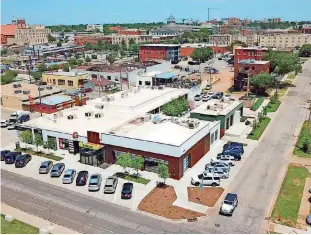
121,182,133,199
1,150,10,161
4,152,21,164
15,154,32,168
76,171,89,186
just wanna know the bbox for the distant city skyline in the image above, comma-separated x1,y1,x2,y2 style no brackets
1,0,311,25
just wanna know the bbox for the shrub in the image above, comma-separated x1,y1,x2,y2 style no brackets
250,97,264,111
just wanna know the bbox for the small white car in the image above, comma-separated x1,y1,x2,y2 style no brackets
191,173,221,187
211,156,235,166
62,169,76,184
220,193,238,215
205,167,229,179
1,119,8,128
88,174,102,191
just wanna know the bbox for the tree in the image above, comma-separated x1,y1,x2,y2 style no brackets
129,38,135,45
129,43,139,54
300,134,311,154
0,70,18,85
34,134,44,152
106,54,116,64
263,106,268,118
1,48,8,56
48,64,59,71
191,47,213,62
251,119,258,133
85,55,91,62
57,41,62,47
299,44,311,57
121,40,128,51
120,50,126,58
227,40,247,52
97,40,104,50
158,164,170,185
91,54,97,59
68,58,77,66
47,34,56,42
85,42,94,50
37,63,46,73
63,63,70,72
116,153,132,173
130,155,144,175
19,130,33,149
251,72,273,91
45,138,56,153
30,71,42,81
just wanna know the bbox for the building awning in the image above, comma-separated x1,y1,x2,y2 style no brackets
154,72,177,80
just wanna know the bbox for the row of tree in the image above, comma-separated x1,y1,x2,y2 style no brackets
116,153,170,184
191,47,214,62
19,130,56,153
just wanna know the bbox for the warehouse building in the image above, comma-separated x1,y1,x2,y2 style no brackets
19,87,221,179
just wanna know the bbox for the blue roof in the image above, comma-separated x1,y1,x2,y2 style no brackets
154,72,177,80
37,96,72,106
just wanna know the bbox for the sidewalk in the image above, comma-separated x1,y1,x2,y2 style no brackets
1,203,80,234
291,156,311,166
269,222,310,234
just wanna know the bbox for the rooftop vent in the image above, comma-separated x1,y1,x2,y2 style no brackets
85,111,94,117
158,86,164,90
38,87,45,91
141,113,152,122
46,86,53,90
95,113,103,118
95,104,104,109
14,90,22,94
67,114,77,120
22,90,30,94
13,83,22,88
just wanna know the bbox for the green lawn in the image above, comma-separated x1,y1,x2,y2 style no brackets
247,117,271,140
271,165,309,227
16,148,63,161
114,172,150,185
287,74,296,80
250,97,265,111
266,100,281,113
1,214,39,234
293,121,311,158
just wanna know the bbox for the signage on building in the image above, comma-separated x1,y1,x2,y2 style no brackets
72,132,78,139
79,142,103,150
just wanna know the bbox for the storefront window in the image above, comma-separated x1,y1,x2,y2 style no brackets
59,138,70,150
144,157,168,173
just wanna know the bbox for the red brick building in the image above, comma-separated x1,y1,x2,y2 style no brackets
74,35,112,46
234,47,268,62
180,44,228,57
228,17,241,25
139,44,181,62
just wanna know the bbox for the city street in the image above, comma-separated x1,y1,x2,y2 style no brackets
197,60,311,233
1,170,206,234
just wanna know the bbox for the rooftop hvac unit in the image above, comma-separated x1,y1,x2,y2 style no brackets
38,87,45,91
22,90,30,94
13,83,22,88
67,114,77,120
151,86,155,90
85,111,94,117
108,96,114,101
158,86,164,90
121,92,128,98
188,120,199,129
95,113,103,118
95,104,104,109
46,86,53,90
102,96,109,102
58,111,63,117
141,113,152,122
14,90,22,94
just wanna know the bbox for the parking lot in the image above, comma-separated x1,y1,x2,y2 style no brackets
0,152,153,211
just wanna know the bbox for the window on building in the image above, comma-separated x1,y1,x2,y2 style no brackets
68,80,73,86
145,81,151,86
215,129,218,141
53,79,56,85
58,79,65,85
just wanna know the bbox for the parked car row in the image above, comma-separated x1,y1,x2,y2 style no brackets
37,160,133,199
191,142,244,187
194,91,227,102
1,150,32,167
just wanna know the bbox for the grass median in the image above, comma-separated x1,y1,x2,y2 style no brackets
250,97,265,111
247,117,271,140
271,165,309,227
293,121,311,158
266,100,281,113
1,214,39,234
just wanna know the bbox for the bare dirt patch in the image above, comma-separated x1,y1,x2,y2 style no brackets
187,187,224,207
138,185,204,220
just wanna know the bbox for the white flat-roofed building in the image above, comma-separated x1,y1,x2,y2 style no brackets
19,87,221,179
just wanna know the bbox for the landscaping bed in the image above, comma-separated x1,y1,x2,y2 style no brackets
293,121,311,158
266,100,281,113
271,165,309,227
114,172,150,185
16,148,63,161
187,187,224,207
1,214,39,234
250,97,265,111
138,185,204,219
247,117,271,140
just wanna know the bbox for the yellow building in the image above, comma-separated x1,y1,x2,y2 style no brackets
42,71,89,89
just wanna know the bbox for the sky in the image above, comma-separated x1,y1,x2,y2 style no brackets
1,0,311,25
